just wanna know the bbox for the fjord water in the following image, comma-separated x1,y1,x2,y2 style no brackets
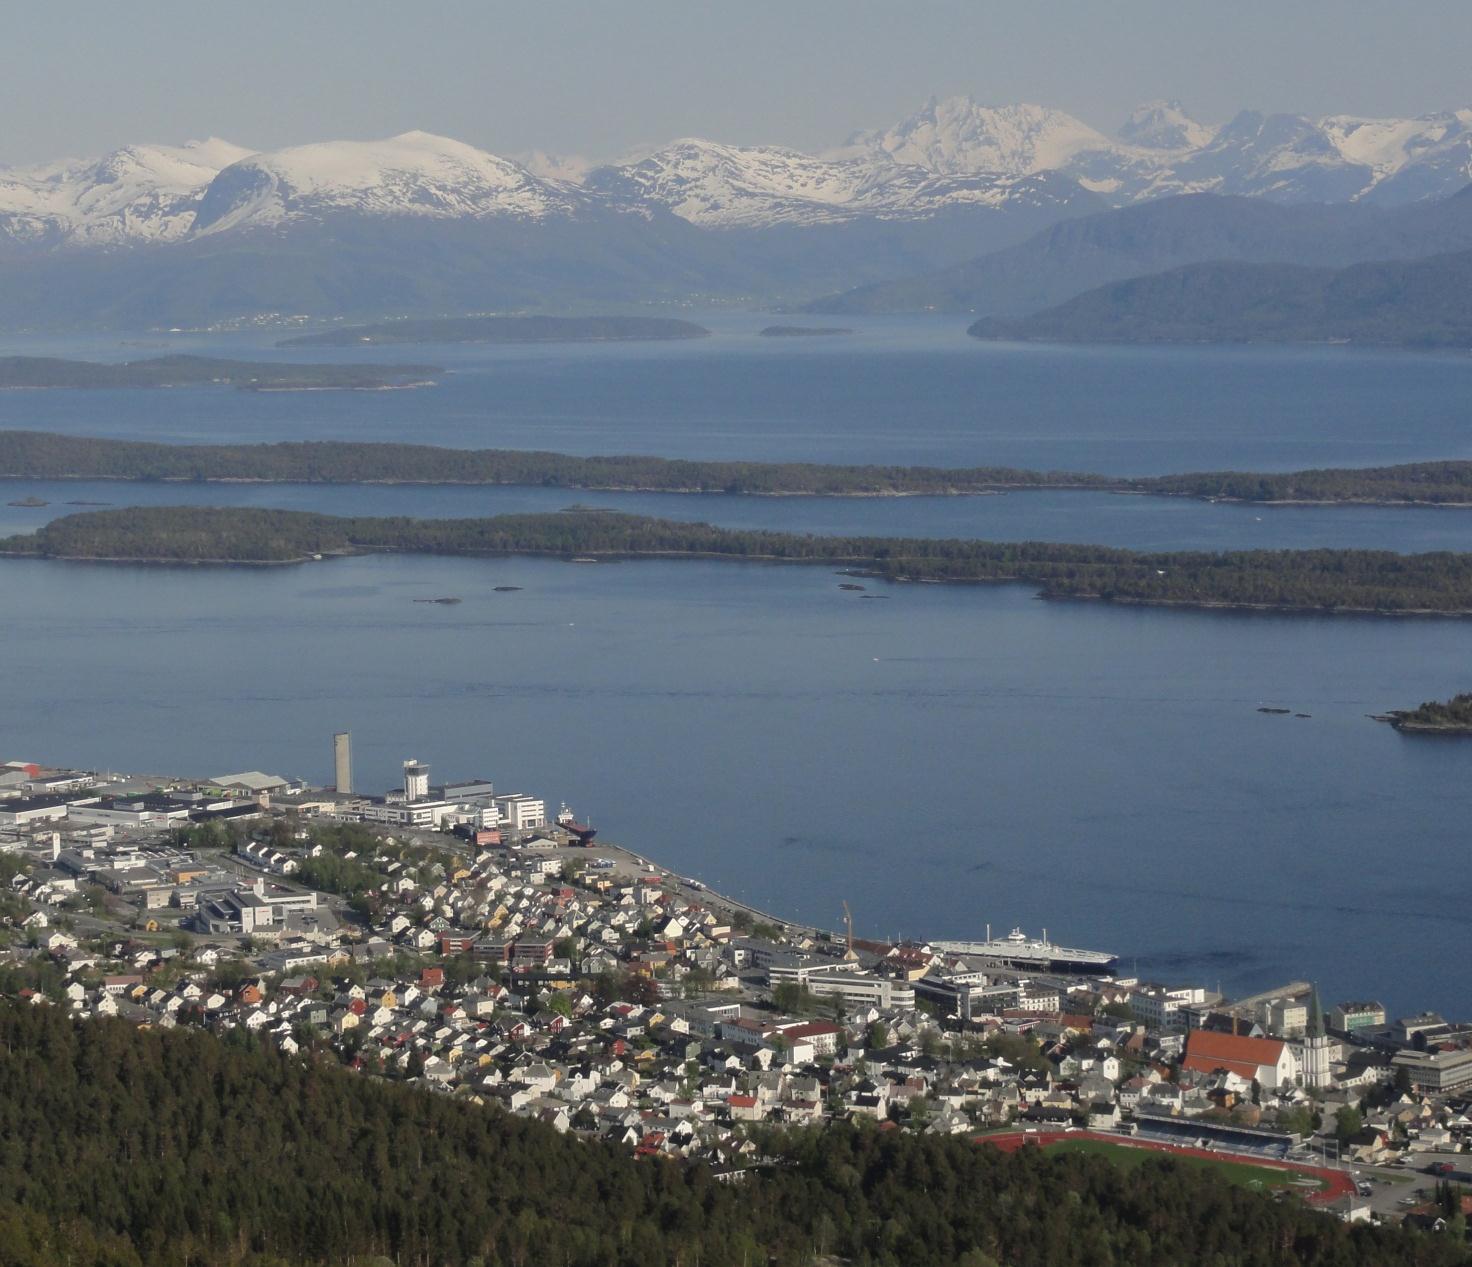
3,314,1472,474
4,551,1470,1014
3,318,1472,1013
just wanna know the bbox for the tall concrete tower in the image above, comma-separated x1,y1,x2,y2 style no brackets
333,732,353,795
403,758,430,803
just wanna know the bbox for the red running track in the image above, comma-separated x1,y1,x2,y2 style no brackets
979,1130,1355,1206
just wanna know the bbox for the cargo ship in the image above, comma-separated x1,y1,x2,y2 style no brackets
930,927,1119,975
556,805,597,845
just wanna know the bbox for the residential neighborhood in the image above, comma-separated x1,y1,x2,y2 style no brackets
2,753,1470,1226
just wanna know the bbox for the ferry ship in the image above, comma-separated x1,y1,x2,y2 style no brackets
930,927,1118,976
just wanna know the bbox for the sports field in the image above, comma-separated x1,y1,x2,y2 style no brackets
982,1131,1353,1205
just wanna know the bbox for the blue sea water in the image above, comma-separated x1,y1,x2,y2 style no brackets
2,318,1470,1014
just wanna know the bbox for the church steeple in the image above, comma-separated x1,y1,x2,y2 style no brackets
1301,982,1330,1091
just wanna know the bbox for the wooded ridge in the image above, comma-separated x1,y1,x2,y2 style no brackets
0,1001,1458,1267
8,505,1472,614
8,432,1472,504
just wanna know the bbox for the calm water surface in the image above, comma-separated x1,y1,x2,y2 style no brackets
1,315,1470,474
2,321,1470,1016
3,551,1470,1015
5,480,1472,555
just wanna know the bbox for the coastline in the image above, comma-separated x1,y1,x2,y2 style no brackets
7,468,1472,506
8,543,1472,617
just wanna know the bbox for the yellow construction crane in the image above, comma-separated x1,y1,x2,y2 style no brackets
841,901,859,962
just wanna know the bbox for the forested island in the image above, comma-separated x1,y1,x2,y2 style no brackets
279,314,711,346
0,1003,1451,1267
0,355,440,391
10,431,1472,505
1377,692,1472,734
8,504,1472,614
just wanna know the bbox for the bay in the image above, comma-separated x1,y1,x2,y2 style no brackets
2,318,1471,1018
2,550,1468,1014
0,314,1470,474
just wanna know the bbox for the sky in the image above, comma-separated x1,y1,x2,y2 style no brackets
3,0,1470,165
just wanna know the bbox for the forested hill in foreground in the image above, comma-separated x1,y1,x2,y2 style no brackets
278,314,710,346
0,354,439,390
969,250,1472,347
9,505,1472,615
0,1002,1459,1267
10,431,1472,504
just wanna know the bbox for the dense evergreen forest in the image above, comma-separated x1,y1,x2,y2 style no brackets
7,431,1472,504
1382,692,1472,732
0,356,439,391
7,504,1472,614
0,1003,1463,1267
278,315,710,346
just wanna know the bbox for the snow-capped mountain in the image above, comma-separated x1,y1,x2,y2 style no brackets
190,132,588,236
4,100,1469,258
1326,109,1472,203
836,99,1116,178
1118,100,1216,151
0,138,252,248
832,98,1203,201
838,96,1472,206
582,137,1083,228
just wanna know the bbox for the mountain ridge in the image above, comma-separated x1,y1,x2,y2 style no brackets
803,185,1472,317
5,96,1472,253
966,248,1472,347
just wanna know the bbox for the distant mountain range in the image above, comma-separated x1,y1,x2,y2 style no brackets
2,96,1471,329
806,186,1472,317
967,249,1472,347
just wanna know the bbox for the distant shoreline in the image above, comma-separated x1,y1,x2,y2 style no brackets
8,432,1472,507
0,354,440,392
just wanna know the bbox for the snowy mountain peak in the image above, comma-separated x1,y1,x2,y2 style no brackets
1118,101,1215,151
516,150,594,184
190,132,584,236
0,137,255,247
837,97,1116,178
4,100,1472,256
584,135,1088,228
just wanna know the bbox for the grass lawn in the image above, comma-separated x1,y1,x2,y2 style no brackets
1044,1137,1330,1194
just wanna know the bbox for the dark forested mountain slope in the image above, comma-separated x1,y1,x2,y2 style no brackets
968,249,1472,347
806,186,1472,317
0,1002,1458,1267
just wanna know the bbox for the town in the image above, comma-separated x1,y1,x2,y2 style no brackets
1,739,1469,1232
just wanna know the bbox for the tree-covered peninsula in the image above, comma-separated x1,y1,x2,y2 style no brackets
1378,692,1472,733
9,431,1472,504
0,355,439,391
8,504,1472,614
0,1001,1458,1267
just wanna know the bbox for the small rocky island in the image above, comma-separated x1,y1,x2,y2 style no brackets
1374,691,1472,734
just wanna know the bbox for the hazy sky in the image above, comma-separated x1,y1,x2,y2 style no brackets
4,0,1470,165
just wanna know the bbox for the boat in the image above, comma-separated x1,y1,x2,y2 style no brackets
556,804,597,844
930,927,1119,975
